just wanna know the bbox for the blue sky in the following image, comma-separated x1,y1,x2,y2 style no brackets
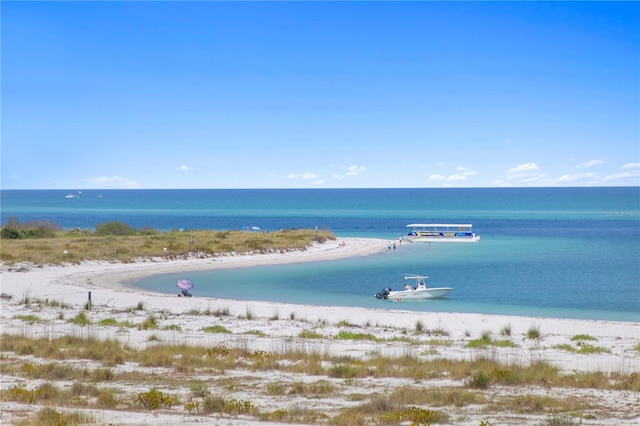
2,1,638,189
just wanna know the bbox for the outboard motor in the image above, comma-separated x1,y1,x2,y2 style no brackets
375,287,391,300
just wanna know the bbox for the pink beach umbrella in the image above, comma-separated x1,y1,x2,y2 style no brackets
176,279,194,291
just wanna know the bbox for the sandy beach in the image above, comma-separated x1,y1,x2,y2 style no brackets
1,237,638,425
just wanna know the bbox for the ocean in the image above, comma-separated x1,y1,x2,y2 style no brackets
2,187,639,322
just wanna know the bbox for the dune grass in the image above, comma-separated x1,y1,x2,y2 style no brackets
2,331,636,425
1,228,335,265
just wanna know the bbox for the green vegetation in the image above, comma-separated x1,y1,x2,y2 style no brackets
499,323,512,336
136,388,177,410
0,218,335,265
526,325,542,340
553,335,611,355
201,325,232,334
12,314,43,324
2,332,636,424
1,217,60,239
465,330,517,349
138,315,159,330
67,312,91,326
299,329,325,339
16,407,93,426
570,334,597,342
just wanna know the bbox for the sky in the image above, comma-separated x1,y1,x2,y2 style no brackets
2,1,639,189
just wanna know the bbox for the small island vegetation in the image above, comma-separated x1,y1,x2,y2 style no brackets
0,217,335,266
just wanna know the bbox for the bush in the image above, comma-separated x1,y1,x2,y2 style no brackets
1,227,20,239
466,372,490,389
1,217,60,239
95,221,136,236
136,388,176,410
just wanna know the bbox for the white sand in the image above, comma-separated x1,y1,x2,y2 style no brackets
1,237,638,425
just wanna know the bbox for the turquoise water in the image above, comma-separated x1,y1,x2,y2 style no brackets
2,188,639,321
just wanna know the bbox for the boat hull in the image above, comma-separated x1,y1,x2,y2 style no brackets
405,235,480,243
386,287,452,301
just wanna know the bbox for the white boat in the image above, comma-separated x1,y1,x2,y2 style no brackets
405,223,480,243
375,275,452,301
65,191,82,199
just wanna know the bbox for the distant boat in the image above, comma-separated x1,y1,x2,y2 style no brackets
375,274,452,301
65,191,81,200
405,223,480,243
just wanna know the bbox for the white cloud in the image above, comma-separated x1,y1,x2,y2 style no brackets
603,170,640,182
84,176,140,189
313,179,325,185
429,166,477,185
500,162,553,186
332,164,367,179
575,159,603,169
621,163,640,169
177,165,194,172
447,170,477,181
346,164,366,176
447,174,469,182
554,172,597,184
601,163,640,184
506,162,545,182
287,172,319,180
508,162,539,173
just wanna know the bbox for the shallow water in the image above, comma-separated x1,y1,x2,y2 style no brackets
3,187,639,321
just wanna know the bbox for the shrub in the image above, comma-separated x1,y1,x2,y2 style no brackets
499,323,512,336
299,330,324,339
1,227,20,239
95,221,136,236
570,334,596,342
68,312,91,326
466,372,490,389
31,407,93,425
136,388,176,410
138,315,158,330
201,325,231,334
526,325,541,340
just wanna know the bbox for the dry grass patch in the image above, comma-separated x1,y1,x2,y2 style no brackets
1,228,335,265
14,407,94,426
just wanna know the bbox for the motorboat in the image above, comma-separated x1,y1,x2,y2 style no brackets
375,274,452,301
405,223,479,243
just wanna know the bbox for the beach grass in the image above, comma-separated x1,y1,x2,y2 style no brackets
2,330,637,425
1,228,336,265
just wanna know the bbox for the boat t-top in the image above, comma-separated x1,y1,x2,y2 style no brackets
405,223,480,243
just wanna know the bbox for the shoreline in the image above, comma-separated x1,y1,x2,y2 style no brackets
1,237,639,425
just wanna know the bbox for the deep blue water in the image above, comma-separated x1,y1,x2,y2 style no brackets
2,188,639,321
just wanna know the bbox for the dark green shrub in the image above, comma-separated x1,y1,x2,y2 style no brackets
95,221,136,236
1,227,20,239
